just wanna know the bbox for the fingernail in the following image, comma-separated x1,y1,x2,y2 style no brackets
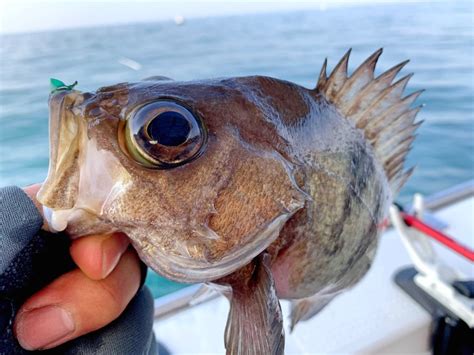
16,305,75,350
102,246,122,278
101,233,129,278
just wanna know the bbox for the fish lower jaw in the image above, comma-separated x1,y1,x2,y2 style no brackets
43,206,73,232
43,206,108,237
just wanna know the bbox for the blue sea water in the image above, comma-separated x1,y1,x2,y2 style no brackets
0,2,472,298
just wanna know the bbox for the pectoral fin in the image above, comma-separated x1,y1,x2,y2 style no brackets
219,253,284,355
290,293,336,331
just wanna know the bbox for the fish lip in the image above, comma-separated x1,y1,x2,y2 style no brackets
43,206,77,233
42,206,58,232
42,205,107,236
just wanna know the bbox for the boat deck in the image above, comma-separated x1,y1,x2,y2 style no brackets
152,187,473,354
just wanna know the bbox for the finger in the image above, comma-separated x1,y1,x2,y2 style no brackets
14,248,141,351
70,232,130,280
23,183,49,231
23,183,42,200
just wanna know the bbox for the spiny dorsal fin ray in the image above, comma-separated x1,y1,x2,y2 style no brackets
394,166,415,193
325,48,351,100
378,133,418,165
365,105,421,141
345,59,410,117
367,107,420,148
315,50,423,194
354,75,417,130
316,58,328,91
335,48,383,111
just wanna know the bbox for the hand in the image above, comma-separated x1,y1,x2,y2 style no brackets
14,184,143,350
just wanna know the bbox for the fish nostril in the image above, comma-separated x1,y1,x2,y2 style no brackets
81,92,94,101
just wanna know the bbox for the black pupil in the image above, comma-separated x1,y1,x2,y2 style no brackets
147,111,191,146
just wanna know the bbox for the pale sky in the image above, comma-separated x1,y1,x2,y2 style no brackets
0,0,429,35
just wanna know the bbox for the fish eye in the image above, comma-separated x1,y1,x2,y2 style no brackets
124,100,207,168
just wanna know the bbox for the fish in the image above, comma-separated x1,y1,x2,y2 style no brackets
38,49,422,354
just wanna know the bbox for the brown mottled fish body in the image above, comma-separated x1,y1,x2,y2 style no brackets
38,49,421,354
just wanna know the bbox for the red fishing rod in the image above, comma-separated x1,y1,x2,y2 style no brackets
396,207,474,262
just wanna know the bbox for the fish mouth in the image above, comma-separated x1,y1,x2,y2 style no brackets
37,90,86,210
43,205,116,237
39,87,130,237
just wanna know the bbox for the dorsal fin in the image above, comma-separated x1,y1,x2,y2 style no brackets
315,49,423,194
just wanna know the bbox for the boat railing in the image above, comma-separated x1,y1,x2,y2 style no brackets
422,180,474,211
